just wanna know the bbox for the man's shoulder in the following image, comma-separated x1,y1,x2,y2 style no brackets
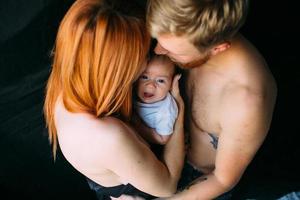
219,83,270,127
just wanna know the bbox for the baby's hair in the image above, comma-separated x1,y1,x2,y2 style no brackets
149,54,176,77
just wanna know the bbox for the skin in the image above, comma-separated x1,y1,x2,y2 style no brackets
137,58,174,104
152,33,277,199
54,73,185,198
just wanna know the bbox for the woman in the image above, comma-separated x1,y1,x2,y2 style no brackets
44,0,185,199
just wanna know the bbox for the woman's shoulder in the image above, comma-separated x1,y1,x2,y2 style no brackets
55,101,134,165
54,99,132,147
56,98,120,128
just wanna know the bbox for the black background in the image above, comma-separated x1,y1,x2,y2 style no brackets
0,0,299,199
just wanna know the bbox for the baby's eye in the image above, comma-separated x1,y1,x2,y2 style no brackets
156,79,165,84
140,75,148,80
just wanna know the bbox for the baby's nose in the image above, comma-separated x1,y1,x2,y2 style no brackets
145,80,157,88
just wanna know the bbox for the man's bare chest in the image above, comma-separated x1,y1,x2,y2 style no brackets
185,75,222,133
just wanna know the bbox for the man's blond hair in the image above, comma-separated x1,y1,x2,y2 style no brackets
147,0,249,52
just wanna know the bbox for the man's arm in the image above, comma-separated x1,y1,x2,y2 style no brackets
165,86,275,199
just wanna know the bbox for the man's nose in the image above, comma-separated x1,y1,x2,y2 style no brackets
154,43,168,55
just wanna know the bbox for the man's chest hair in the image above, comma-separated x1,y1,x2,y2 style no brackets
188,87,221,133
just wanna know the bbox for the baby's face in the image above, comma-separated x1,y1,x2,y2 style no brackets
137,59,174,103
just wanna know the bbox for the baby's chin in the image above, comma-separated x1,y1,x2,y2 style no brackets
139,98,157,104
139,96,165,104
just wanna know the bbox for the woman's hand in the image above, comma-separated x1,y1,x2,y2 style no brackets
170,74,184,126
171,74,184,112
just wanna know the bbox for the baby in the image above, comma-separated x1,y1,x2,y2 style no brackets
135,55,178,143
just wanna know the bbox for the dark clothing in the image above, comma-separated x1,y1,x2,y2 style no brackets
87,178,155,200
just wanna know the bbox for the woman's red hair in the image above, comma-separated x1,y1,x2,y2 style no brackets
44,0,150,157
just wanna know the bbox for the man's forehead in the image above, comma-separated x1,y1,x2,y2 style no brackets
157,34,185,49
156,34,198,55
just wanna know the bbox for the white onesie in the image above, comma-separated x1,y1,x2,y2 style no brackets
135,93,178,135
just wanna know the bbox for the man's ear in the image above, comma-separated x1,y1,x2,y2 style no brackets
210,42,231,56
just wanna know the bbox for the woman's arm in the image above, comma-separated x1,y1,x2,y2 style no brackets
160,74,185,187
106,75,185,197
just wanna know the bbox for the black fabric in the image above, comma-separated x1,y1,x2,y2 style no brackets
0,0,96,199
87,178,155,200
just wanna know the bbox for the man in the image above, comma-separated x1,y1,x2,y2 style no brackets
146,0,277,199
